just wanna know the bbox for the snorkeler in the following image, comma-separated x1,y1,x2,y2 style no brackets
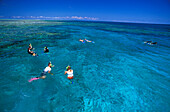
28,47,34,55
144,41,157,45
28,47,36,55
39,62,54,79
27,43,38,56
28,47,38,56
44,47,49,53
28,62,54,82
64,66,74,79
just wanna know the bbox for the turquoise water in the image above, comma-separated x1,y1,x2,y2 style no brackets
0,20,170,112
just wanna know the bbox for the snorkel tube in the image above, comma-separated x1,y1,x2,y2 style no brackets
66,65,70,71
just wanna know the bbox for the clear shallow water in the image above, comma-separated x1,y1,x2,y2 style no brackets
0,20,170,112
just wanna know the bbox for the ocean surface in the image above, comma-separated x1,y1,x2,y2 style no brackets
0,20,170,112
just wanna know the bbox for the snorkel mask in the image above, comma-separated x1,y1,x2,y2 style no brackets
49,61,54,67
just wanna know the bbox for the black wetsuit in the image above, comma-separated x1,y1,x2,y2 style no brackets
28,48,34,55
151,42,157,45
44,48,49,53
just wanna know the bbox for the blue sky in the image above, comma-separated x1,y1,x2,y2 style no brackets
0,0,170,24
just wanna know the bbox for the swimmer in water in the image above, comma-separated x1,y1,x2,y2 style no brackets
64,66,74,79
28,45,37,56
144,41,157,45
39,62,54,79
28,62,54,82
44,47,49,53
28,47,34,55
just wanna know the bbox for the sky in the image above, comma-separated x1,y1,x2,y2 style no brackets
0,0,170,24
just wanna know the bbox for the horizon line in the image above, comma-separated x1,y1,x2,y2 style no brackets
0,16,170,25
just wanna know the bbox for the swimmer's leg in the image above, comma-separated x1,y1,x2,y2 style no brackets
49,73,54,75
39,75,46,79
39,72,47,79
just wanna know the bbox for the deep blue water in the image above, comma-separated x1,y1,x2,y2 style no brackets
0,20,170,112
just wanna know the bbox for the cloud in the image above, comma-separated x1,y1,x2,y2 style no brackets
71,16,98,20
9,16,99,20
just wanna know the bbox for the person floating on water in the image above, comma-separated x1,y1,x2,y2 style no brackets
39,62,54,79
28,62,54,82
64,65,74,79
27,43,37,56
44,46,49,53
79,39,94,43
144,41,157,45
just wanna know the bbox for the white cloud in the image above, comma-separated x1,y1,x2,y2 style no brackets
70,16,98,20
10,16,99,20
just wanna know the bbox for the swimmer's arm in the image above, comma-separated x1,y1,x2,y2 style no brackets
48,71,54,75
64,71,67,75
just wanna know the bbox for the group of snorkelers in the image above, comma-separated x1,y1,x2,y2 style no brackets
30,62,73,81
28,43,73,82
144,41,157,45
27,43,49,56
28,38,157,82
79,39,94,43
39,61,73,79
